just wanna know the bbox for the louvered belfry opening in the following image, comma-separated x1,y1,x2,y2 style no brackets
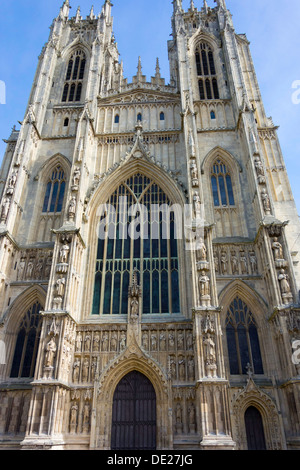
111,371,157,450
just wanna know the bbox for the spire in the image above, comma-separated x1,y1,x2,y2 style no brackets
155,58,161,79
137,57,143,83
59,0,71,20
189,0,195,11
214,0,227,9
75,6,81,22
173,0,183,14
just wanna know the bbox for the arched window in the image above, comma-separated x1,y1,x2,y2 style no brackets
210,110,216,120
114,114,120,124
226,297,264,375
195,42,219,100
42,165,66,214
160,112,165,121
92,174,181,316
211,159,235,207
63,117,69,127
137,113,142,122
62,50,86,103
10,302,43,378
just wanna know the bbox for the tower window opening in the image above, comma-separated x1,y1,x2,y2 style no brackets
195,42,219,100
62,50,86,103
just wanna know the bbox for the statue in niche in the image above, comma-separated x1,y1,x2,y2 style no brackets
178,358,185,381
175,403,183,434
91,358,97,381
278,269,293,304
169,356,176,379
75,332,82,352
193,191,201,218
240,251,248,275
188,403,196,433
177,331,184,350
130,297,140,324
160,332,166,351
17,258,26,281
151,332,157,351
68,196,77,220
254,156,266,184
168,332,175,350
221,251,228,275
102,332,109,352
1,198,11,222
188,131,196,158
26,258,34,280
6,170,18,195
231,251,239,275
73,358,80,382
93,333,100,352
55,277,66,297
188,357,195,381
196,237,207,262
272,238,284,261
70,403,78,432
203,333,217,378
186,332,193,351
190,161,198,187
72,167,81,190
44,336,57,369
59,243,70,264
84,333,91,352
110,332,118,352
82,357,90,382
261,188,271,214
142,332,149,350
35,257,44,280
119,332,126,351
249,251,258,274
199,271,211,305
82,403,90,433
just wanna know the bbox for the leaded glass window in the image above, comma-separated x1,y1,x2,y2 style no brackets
92,174,181,316
42,165,66,214
195,42,219,100
226,297,264,375
211,159,235,207
10,302,43,378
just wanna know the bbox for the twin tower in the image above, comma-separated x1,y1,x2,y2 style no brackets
0,0,299,451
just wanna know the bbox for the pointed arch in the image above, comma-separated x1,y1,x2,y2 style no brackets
92,348,172,449
2,285,46,379
201,146,243,175
82,158,188,320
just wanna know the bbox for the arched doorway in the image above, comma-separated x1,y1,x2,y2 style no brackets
245,406,267,450
111,371,156,450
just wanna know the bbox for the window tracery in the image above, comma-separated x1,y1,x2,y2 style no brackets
62,50,86,103
195,42,219,100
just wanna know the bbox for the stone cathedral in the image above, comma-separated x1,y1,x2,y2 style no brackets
0,0,299,451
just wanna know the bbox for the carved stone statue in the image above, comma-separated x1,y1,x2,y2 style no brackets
72,167,81,190
73,358,80,382
55,277,66,297
0,198,11,222
231,251,239,275
193,191,201,218
254,156,266,184
240,251,248,275
203,333,217,378
261,188,271,214
188,403,196,433
278,269,293,305
44,336,57,368
249,251,258,274
59,244,70,264
196,237,207,262
272,238,284,261
199,271,211,306
68,197,77,220
221,251,228,275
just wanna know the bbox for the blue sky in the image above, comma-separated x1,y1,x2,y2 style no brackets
0,0,300,213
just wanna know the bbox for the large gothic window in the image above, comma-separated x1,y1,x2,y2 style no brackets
226,297,264,375
42,165,66,214
10,302,43,378
62,50,86,103
211,159,235,207
92,174,181,316
195,42,219,100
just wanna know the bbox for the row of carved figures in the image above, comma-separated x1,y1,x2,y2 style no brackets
213,246,258,276
16,251,53,281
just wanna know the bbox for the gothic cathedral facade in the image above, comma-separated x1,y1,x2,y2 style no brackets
0,0,299,451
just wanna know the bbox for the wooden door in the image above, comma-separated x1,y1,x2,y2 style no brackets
245,406,267,450
111,371,156,450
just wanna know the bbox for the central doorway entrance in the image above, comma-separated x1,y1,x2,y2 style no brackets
111,371,157,450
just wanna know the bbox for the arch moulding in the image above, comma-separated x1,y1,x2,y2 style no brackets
90,344,173,450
